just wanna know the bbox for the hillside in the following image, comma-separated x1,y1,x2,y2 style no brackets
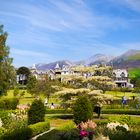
128,68,140,78
33,49,140,70
111,50,140,68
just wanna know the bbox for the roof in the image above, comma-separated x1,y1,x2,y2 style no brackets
55,63,60,69
113,69,128,77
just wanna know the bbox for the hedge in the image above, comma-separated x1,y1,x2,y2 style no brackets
102,109,140,115
2,127,32,140
46,108,140,115
0,98,19,110
29,121,50,136
0,121,50,140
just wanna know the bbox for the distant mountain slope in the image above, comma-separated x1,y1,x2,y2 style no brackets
33,49,140,70
110,49,140,68
35,60,74,70
76,54,114,66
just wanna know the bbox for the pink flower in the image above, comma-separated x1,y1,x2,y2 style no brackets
80,130,88,137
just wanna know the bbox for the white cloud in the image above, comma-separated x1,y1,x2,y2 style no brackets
110,0,140,12
11,48,48,57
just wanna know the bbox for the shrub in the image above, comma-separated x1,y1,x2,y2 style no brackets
28,99,46,124
0,127,6,139
29,121,50,136
13,87,20,96
2,127,32,140
73,96,93,124
0,98,19,110
102,109,140,115
0,110,14,128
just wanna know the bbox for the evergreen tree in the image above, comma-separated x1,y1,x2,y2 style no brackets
28,99,46,124
0,25,16,95
73,96,93,124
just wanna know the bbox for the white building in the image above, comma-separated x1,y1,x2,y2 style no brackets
113,69,133,88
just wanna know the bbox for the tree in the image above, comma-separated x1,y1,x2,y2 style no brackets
73,96,93,124
0,25,16,95
17,66,31,85
28,99,46,124
26,75,37,94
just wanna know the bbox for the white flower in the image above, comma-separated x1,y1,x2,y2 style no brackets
0,118,3,127
121,124,129,131
107,122,129,131
82,137,89,140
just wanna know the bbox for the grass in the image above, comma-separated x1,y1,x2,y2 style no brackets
1,90,34,104
105,91,138,98
2,90,61,105
38,114,140,140
128,68,140,78
37,117,75,140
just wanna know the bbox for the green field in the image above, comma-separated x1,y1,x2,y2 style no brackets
128,68,140,78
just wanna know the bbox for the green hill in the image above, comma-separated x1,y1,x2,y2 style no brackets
127,53,140,61
128,68,140,78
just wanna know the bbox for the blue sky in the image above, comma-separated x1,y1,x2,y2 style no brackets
0,0,140,67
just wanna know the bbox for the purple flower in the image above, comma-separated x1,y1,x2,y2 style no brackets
78,124,82,130
80,130,88,137
89,131,94,136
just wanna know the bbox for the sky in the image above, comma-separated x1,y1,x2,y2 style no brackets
0,0,140,67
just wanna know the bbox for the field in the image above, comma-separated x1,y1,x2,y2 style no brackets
128,68,140,78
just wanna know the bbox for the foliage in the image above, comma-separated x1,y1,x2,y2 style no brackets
2,127,32,140
102,109,140,115
30,80,57,102
0,127,6,139
88,90,112,107
103,127,140,140
29,121,50,136
17,66,31,85
28,99,46,124
57,88,90,108
73,96,93,124
0,25,16,95
13,87,20,96
0,98,19,110
26,75,37,94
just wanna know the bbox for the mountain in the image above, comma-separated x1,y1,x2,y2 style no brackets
32,49,140,70
76,54,114,66
35,60,74,70
110,49,140,68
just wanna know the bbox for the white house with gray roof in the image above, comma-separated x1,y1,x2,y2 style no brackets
113,69,133,88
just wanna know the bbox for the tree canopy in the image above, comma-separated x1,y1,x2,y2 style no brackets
0,25,16,95
17,66,31,85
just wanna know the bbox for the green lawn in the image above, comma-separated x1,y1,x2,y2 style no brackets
105,91,138,98
128,68,140,78
2,90,60,105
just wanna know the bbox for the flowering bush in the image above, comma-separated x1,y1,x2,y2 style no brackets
0,118,3,127
107,122,129,131
78,120,97,140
